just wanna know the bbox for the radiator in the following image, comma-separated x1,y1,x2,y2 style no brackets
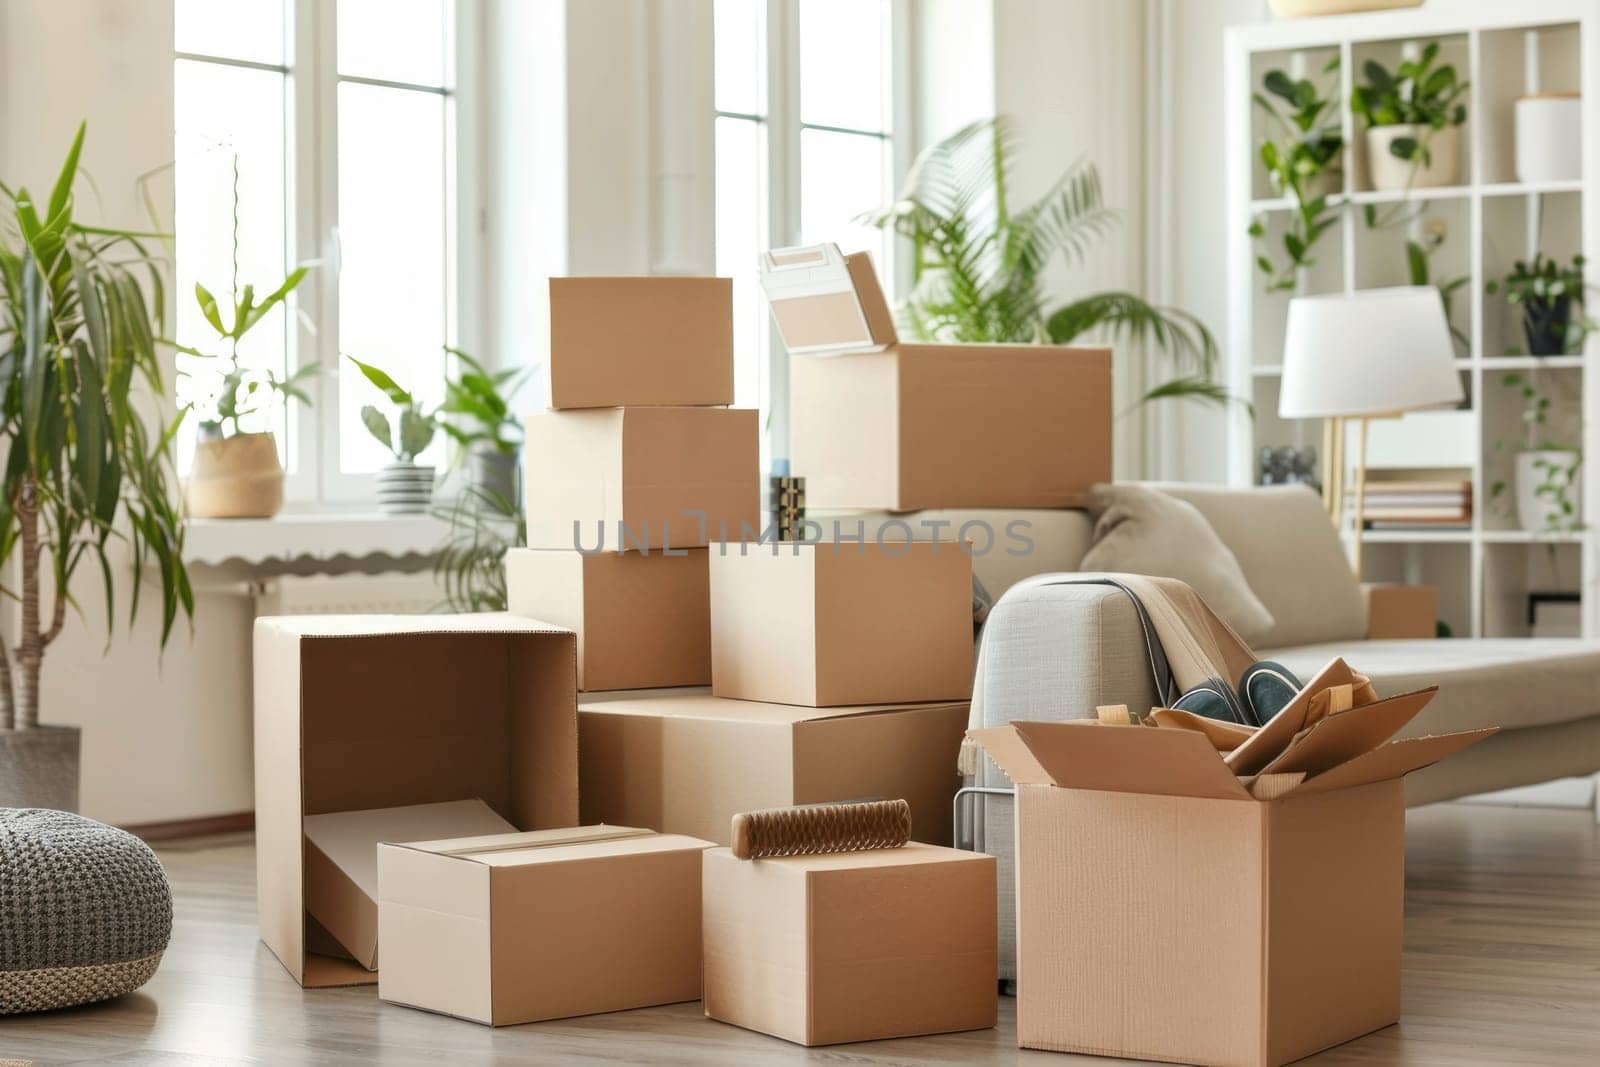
253,572,445,617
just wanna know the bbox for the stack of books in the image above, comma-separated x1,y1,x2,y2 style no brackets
1350,479,1472,529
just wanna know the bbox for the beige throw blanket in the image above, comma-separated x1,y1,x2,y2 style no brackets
958,572,1259,776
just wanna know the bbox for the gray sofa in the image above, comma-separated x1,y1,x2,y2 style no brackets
835,483,1600,982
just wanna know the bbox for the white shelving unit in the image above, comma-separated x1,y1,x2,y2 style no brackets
1225,0,1598,639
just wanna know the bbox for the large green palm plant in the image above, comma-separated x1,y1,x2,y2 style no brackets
0,123,193,730
867,117,1239,410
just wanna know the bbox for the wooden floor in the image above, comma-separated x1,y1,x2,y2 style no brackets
2,803,1597,1065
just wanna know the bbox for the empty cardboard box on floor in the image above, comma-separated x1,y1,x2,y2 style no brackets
253,614,579,988
523,407,760,550
709,541,973,707
702,842,997,1045
303,799,516,970
1363,582,1439,639
578,693,970,847
972,692,1495,1067
378,825,713,1026
506,547,710,691
541,276,733,409
760,243,1112,510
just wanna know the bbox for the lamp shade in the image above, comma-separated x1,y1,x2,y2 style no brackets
1278,286,1464,418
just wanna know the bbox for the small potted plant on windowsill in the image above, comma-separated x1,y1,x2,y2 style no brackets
349,357,440,515
175,159,315,519
1352,44,1468,191
439,346,531,507
1487,253,1595,357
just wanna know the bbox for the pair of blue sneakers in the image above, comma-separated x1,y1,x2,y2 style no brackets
1170,661,1303,729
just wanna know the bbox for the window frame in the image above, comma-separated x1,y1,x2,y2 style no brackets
175,0,477,507
714,0,913,468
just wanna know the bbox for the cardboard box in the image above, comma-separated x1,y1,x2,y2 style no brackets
971,661,1495,1067
709,540,973,707
1363,582,1438,639
542,276,733,409
253,614,579,988
523,407,759,550
378,825,713,1025
506,547,710,691
578,693,970,847
303,799,516,970
760,243,1112,510
702,842,997,1045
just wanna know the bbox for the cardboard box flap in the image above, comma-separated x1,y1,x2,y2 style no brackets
394,824,655,859
1225,657,1374,774
263,612,571,639
972,721,1253,800
759,243,897,355
581,693,967,727
1257,686,1439,778
1282,728,1498,797
1146,707,1255,752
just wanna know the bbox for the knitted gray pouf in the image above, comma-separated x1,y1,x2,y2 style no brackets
0,808,173,1013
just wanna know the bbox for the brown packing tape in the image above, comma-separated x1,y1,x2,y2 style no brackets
1096,704,1132,725
396,825,656,859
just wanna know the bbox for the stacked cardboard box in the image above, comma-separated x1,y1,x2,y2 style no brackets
510,277,760,691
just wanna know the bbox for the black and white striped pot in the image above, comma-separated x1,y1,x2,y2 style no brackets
377,462,436,515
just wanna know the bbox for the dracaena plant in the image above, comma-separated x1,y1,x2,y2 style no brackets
348,356,438,463
1250,59,1344,292
865,117,1242,412
0,123,194,731
1351,44,1468,165
173,156,315,440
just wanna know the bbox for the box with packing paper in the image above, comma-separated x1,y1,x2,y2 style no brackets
970,658,1495,1067
759,243,1112,510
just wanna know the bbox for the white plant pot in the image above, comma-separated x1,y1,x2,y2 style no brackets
1366,124,1461,191
377,462,436,515
1515,94,1582,183
1515,450,1582,533
1269,0,1420,16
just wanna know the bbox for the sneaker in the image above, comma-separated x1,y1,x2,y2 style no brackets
1238,660,1303,726
1170,681,1248,725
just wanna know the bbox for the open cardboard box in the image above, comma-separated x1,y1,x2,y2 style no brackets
254,615,579,988
506,547,711,691
579,693,970,846
759,243,1112,510
709,540,973,706
540,276,734,409
378,825,713,1025
970,658,1495,1067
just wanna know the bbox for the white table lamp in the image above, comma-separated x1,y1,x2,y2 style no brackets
1279,286,1464,578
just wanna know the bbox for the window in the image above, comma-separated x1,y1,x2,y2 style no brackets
175,0,460,501
713,0,903,465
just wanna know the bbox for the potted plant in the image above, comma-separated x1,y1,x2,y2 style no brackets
1352,44,1468,190
1491,372,1582,533
176,163,314,518
1251,60,1344,293
0,124,194,809
866,117,1243,412
1487,253,1594,357
349,356,440,514
439,345,530,507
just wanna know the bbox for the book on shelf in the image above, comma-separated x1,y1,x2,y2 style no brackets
1347,478,1471,528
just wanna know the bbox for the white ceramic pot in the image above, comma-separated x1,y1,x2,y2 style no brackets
377,462,437,515
1269,0,1420,16
1515,450,1582,532
185,432,285,519
1515,94,1582,183
1366,124,1461,190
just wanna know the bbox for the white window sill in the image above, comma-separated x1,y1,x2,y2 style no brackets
183,511,453,569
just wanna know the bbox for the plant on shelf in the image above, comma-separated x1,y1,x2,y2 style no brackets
174,158,315,520
1489,371,1582,533
1250,58,1344,293
865,117,1243,412
0,123,194,806
1486,253,1595,357
1351,43,1468,191
438,345,531,506
348,356,440,515
1406,216,1469,354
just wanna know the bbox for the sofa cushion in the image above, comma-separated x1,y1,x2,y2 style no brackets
1263,638,1600,736
1157,483,1367,648
1081,484,1275,645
